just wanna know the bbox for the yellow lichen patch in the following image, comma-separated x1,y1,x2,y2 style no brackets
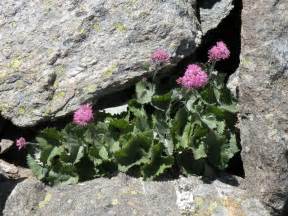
0,104,9,114
84,84,98,94
10,21,17,28
92,22,101,32
102,64,117,78
0,71,8,80
38,192,52,209
54,65,66,75
96,192,104,200
79,28,86,35
241,57,253,67
18,106,26,115
222,196,245,216
207,201,218,213
121,187,141,195
43,108,52,116
53,91,66,100
9,58,22,70
194,196,204,209
113,23,127,32
111,199,119,206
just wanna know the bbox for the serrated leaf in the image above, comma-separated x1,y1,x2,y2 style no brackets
152,92,172,111
99,146,109,160
27,154,48,180
115,131,152,171
142,143,173,179
191,141,207,160
135,80,155,104
152,114,174,155
47,146,64,166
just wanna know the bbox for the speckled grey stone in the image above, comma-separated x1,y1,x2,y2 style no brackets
0,0,201,127
239,0,288,214
3,174,270,216
199,0,234,34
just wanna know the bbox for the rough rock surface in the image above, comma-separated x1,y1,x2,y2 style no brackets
3,174,269,216
199,0,234,34
239,0,288,214
0,139,13,154
0,0,200,127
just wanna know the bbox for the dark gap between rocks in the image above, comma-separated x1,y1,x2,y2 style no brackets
196,0,244,177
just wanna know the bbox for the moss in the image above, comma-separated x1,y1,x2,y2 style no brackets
38,192,52,209
113,23,127,32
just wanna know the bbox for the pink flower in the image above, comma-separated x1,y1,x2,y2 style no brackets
208,41,230,62
177,64,208,89
151,49,170,63
16,137,27,150
73,104,94,126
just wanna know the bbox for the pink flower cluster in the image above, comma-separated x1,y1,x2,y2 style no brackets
73,104,94,126
177,64,208,89
16,137,27,150
151,49,170,63
208,41,230,62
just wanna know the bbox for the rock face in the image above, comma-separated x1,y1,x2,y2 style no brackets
199,0,234,34
239,0,288,213
0,0,200,127
3,174,269,216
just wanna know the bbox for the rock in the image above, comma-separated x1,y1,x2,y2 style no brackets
0,159,32,180
3,174,269,216
227,69,239,98
103,104,128,115
239,0,288,214
0,0,201,127
199,0,234,34
0,139,13,154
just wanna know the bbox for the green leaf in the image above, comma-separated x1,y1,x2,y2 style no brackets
219,104,238,113
99,146,109,160
115,131,152,171
142,143,174,179
135,80,155,104
47,146,64,166
27,154,48,180
151,92,172,111
152,113,174,155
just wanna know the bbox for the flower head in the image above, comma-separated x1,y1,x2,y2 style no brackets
151,49,170,63
16,137,27,150
208,41,230,62
73,104,94,126
177,64,208,89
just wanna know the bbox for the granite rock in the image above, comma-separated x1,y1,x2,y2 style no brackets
3,174,269,216
239,0,288,214
199,0,234,34
0,0,200,127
